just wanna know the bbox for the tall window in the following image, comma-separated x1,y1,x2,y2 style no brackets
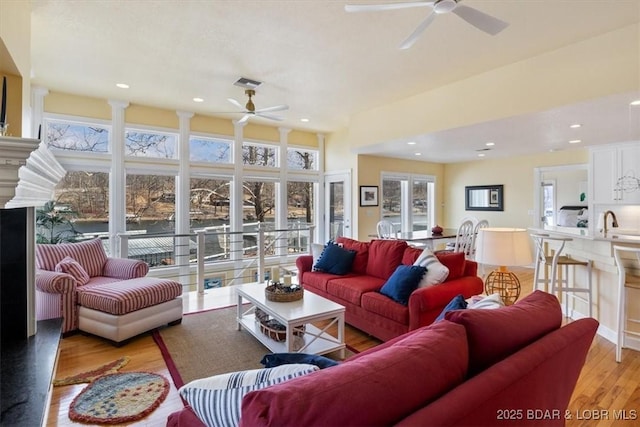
125,174,176,232
382,174,435,232
46,171,110,241
287,181,314,224
242,180,275,224
189,177,231,226
189,177,232,261
45,119,109,152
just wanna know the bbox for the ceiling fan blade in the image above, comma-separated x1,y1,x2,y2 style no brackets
255,104,289,114
227,98,245,110
238,114,251,124
256,113,284,121
451,4,508,36
345,2,434,12
399,11,436,50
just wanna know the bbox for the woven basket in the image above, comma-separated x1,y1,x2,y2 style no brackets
265,284,303,302
255,308,305,342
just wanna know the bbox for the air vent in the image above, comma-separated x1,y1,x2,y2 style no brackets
234,77,262,89
476,148,492,152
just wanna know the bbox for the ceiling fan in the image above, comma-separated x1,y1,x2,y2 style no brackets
227,89,289,124
345,0,509,50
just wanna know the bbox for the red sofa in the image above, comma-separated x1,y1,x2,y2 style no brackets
167,291,598,427
297,237,484,341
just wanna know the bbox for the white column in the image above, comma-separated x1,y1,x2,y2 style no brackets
231,120,246,280
176,111,194,287
30,86,49,139
108,100,129,257
316,133,325,243
277,127,291,258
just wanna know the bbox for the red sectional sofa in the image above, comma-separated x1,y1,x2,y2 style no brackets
296,237,484,341
167,291,598,427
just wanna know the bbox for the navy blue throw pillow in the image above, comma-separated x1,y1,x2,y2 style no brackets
313,242,356,275
260,353,340,369
379,265,426,305
435,294,468,322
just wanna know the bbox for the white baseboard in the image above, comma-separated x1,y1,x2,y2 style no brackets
563,308,640,353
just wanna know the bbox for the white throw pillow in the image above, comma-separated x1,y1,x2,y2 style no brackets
413,248,449,287
179,364,318,427
468,293,505,310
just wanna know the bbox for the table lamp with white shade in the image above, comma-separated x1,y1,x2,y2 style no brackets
475,228,533,305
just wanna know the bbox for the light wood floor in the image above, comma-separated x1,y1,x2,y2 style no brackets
47,268,639,426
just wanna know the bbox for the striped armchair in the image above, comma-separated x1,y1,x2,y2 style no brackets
35,239,149,333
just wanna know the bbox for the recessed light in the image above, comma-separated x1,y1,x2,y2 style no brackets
300,118,310,122
116,83,129,89
485,142,495,146
193,97,204,103
631,100,640,106
414,152,422,156
570,124,581,128
478,153,486,157
569,139,582,144
407,141,416,145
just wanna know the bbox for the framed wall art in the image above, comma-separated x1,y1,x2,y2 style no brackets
359,186,379,207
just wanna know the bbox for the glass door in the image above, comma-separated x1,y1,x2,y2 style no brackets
541,180,556,226
325,171,352,240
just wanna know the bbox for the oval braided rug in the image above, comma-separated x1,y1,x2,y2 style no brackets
69,372,169,424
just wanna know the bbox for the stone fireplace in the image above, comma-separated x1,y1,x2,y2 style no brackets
0,136,65,341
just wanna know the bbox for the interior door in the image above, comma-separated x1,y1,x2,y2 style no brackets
325,171,352,241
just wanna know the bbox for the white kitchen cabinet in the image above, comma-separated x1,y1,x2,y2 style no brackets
590,142,640,204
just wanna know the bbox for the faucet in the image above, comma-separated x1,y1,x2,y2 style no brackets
603,210,619,234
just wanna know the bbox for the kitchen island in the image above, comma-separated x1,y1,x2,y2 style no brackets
529,225,640,354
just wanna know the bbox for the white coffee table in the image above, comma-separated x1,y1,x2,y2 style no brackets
236,283,346,357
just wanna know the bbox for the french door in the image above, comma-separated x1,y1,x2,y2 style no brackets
324,171,352,241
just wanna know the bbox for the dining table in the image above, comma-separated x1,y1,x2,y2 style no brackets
369,228,459,249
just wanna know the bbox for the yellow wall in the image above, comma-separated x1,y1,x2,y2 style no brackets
45,92,111,121
1,72,22,136
0,0,31,137
191,114,234,137
348,24,640,148
443,149,590,229
288,129,317,147
126,104,179,129
243,123,280,143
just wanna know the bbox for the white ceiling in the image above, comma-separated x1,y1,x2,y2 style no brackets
29,0,640,163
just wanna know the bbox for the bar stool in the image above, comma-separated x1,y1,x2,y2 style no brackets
530,233,593,317
613,245,640,363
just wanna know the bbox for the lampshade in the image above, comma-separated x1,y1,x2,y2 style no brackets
475,228,533,267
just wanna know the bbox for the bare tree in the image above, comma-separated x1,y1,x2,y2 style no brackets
47,123,108,152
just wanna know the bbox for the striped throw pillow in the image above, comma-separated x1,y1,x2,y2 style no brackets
413,248,449,287
55,256,91,285
179,364,318,427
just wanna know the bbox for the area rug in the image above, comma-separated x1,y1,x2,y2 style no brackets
68,371,169,424
54,356,130,386
153,305,355,389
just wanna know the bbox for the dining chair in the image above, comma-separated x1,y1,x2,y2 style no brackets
454,219,475,256
470,219,489,259
376,220,396,239
441,219,475,256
